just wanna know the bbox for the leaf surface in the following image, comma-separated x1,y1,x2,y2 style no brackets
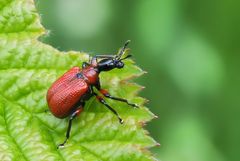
0,0,157,160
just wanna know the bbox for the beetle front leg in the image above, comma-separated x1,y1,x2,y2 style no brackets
82,62,90,68
57,105,84,149
99,89,139,108
94,93,123,124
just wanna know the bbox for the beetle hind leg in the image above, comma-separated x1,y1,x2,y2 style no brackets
57,105,84,149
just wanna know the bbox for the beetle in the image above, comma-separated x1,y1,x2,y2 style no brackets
47,40,138,148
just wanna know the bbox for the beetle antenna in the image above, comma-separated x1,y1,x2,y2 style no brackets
115,40,131,60
120,54,132,61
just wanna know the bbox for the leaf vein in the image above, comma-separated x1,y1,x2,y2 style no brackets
2,100,28,161
0,0,14,13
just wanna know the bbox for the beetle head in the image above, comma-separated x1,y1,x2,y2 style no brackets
97,40,132,72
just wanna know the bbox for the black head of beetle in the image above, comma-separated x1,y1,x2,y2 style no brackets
89,40,132,72
97,58,124,72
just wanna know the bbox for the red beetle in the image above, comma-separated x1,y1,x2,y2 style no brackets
47,41,138,148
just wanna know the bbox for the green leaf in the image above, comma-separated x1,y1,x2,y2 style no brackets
0,0,157,160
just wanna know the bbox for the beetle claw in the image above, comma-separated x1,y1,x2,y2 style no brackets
130,103,139,108
57,144,64,149
119,118,124,124
57,140,68,149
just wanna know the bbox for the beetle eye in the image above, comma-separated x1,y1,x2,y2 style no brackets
109,62,114,66
116,61,124,68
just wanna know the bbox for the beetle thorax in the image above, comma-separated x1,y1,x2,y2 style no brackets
82,66,99,85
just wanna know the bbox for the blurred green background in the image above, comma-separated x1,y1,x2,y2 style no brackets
35,0,240,160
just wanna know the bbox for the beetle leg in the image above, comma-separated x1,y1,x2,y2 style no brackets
99,89,139,108
94,55,115,59
94,93,123,124
57,106,84,149
82,62,90,68
91,55,115,66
